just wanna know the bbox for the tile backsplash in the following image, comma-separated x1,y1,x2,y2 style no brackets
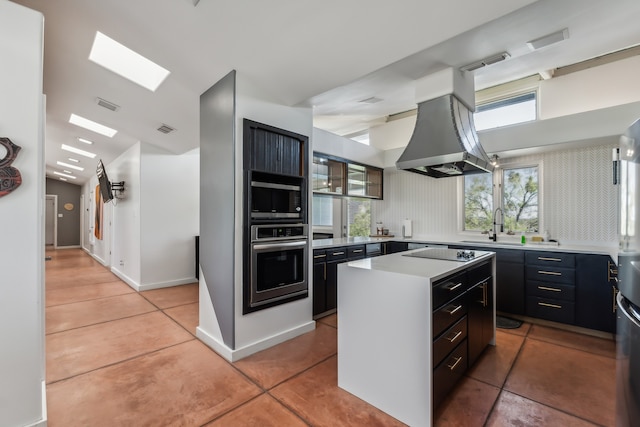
372,143,618,245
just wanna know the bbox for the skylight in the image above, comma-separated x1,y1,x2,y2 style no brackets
89,31,170,92
69,114,117,138
61,144,97,159
77,137,93,145
474,92,537,131
57,161,85,171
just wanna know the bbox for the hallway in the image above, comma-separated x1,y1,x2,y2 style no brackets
45,249,615,426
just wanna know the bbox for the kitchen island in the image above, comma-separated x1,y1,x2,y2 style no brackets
337,248,496,426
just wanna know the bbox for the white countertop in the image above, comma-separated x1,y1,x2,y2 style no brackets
312,234,618,260
342,248,495,283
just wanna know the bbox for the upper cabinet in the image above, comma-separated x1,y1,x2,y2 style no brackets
244,119,307,177
312,152,383,199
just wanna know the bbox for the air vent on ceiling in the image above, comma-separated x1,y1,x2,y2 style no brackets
157,124,176,134
95,97,120,112
460,52,511,72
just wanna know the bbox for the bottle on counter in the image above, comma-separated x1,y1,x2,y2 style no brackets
521,234,527,245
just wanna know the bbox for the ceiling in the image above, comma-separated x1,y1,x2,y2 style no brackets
10,0,640,184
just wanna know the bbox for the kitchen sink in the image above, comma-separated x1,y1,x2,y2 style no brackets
460,240,524,246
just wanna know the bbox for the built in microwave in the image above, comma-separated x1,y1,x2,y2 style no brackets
249,172,304,221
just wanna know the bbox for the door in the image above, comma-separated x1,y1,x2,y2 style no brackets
45,195,56,247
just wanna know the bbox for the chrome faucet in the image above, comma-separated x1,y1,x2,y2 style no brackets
490,207,504,242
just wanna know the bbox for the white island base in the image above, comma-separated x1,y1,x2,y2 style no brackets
337,251,496,426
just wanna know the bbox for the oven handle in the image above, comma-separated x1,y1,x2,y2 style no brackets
618,292,640,328
252,240,308,251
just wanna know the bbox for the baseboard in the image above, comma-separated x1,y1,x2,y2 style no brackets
88,252,108,266
110,267,141,291
23,380,47,427
196,321,316,362
54,245,81,249
137,277,198,291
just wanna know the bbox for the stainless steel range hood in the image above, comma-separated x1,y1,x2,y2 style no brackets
396,68,494,178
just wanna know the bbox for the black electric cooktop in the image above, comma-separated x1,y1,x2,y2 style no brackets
402,248,477,262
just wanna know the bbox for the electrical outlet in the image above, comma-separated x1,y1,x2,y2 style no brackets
119,260,124,266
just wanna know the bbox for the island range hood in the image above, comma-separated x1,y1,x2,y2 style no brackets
396,68,494,178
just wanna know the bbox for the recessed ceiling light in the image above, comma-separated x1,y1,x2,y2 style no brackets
53,171,76,179
59,178,67,181
89,31,170,92
69,114,117,137
57,161,85,171
77,137,93,145
61,144,96,159
68,158,80,163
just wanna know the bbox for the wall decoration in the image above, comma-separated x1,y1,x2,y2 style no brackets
64,202,74,211
0,137,22,198
94,185,103,240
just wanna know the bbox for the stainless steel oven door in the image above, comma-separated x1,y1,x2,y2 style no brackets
250,239,308,308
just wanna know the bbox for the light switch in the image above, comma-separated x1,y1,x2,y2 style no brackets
58,213,63,217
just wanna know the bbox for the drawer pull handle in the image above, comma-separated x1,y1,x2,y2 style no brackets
445,305,463,315
537,285,561,292
332,251,345,256
538,302,562,309
447,356,463,371
313,254,326,259
538,270,562,276
538,257,562,262
446,330,463,343
352,249,363,253
445,282,463,291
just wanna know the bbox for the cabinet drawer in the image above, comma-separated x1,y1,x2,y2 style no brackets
347,245,365,259
525,265,575,285
326,247,347,261
313,250,327,264
433,272,468,310
433,294,467,338
526,281,575,301
495,249,525,264
526,251,575,268
433,339,468,410
526,296,575,324
365,243,382,257
468,261,492,287
433,315,467,368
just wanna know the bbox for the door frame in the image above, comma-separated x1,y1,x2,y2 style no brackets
45,194,58,248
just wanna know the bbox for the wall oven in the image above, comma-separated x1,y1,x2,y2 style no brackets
249,172,304,221
245,224,308,312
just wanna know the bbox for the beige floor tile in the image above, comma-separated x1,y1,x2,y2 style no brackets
271,356,406,427
235,323,337,389
317,313,337,328
466,330,525,388
486,390,598,427
46,280,134,307
504,339,615,426
434,377,501,427
164,302,199,335
527,324,616,358
46,293,157,334
205,394,308,426
141,283,199,308
47,311,194,383
46,340,262,427
498,319,531,337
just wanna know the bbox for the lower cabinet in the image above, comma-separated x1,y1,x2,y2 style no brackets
575,254,617,333
495,249,525,315
432,260,493,410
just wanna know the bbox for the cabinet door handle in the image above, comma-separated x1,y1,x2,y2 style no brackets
447,356,463,371
538,302,562,309
446,330,463,343
314,254,326,259
332,251,345,256
445,304,463,315
445,282,463,291
613,286,619,313
482,282,488,307
352,249,363,253
538,257,562,262
537,285,561,292
538,270,562,276
323,263,326,281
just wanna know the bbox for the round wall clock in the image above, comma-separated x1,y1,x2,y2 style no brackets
64,203,74,211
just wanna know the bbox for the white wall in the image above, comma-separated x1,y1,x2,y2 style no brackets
312,128,385,167
140,144,199,288
372,143,618,246
232,71,315,353
0,1,46,426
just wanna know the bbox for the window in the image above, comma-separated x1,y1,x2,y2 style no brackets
312,195,333,227
464,165,539,233
474,92,536,131
346,199,371,237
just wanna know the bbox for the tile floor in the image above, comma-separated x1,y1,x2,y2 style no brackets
45,248,616,426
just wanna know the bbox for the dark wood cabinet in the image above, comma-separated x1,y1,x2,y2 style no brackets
495,249,525,315
466,262,493,366
575,254,617,333
312,250,327,316
244,119,307,177
384,241,409,254
312,152,383,199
